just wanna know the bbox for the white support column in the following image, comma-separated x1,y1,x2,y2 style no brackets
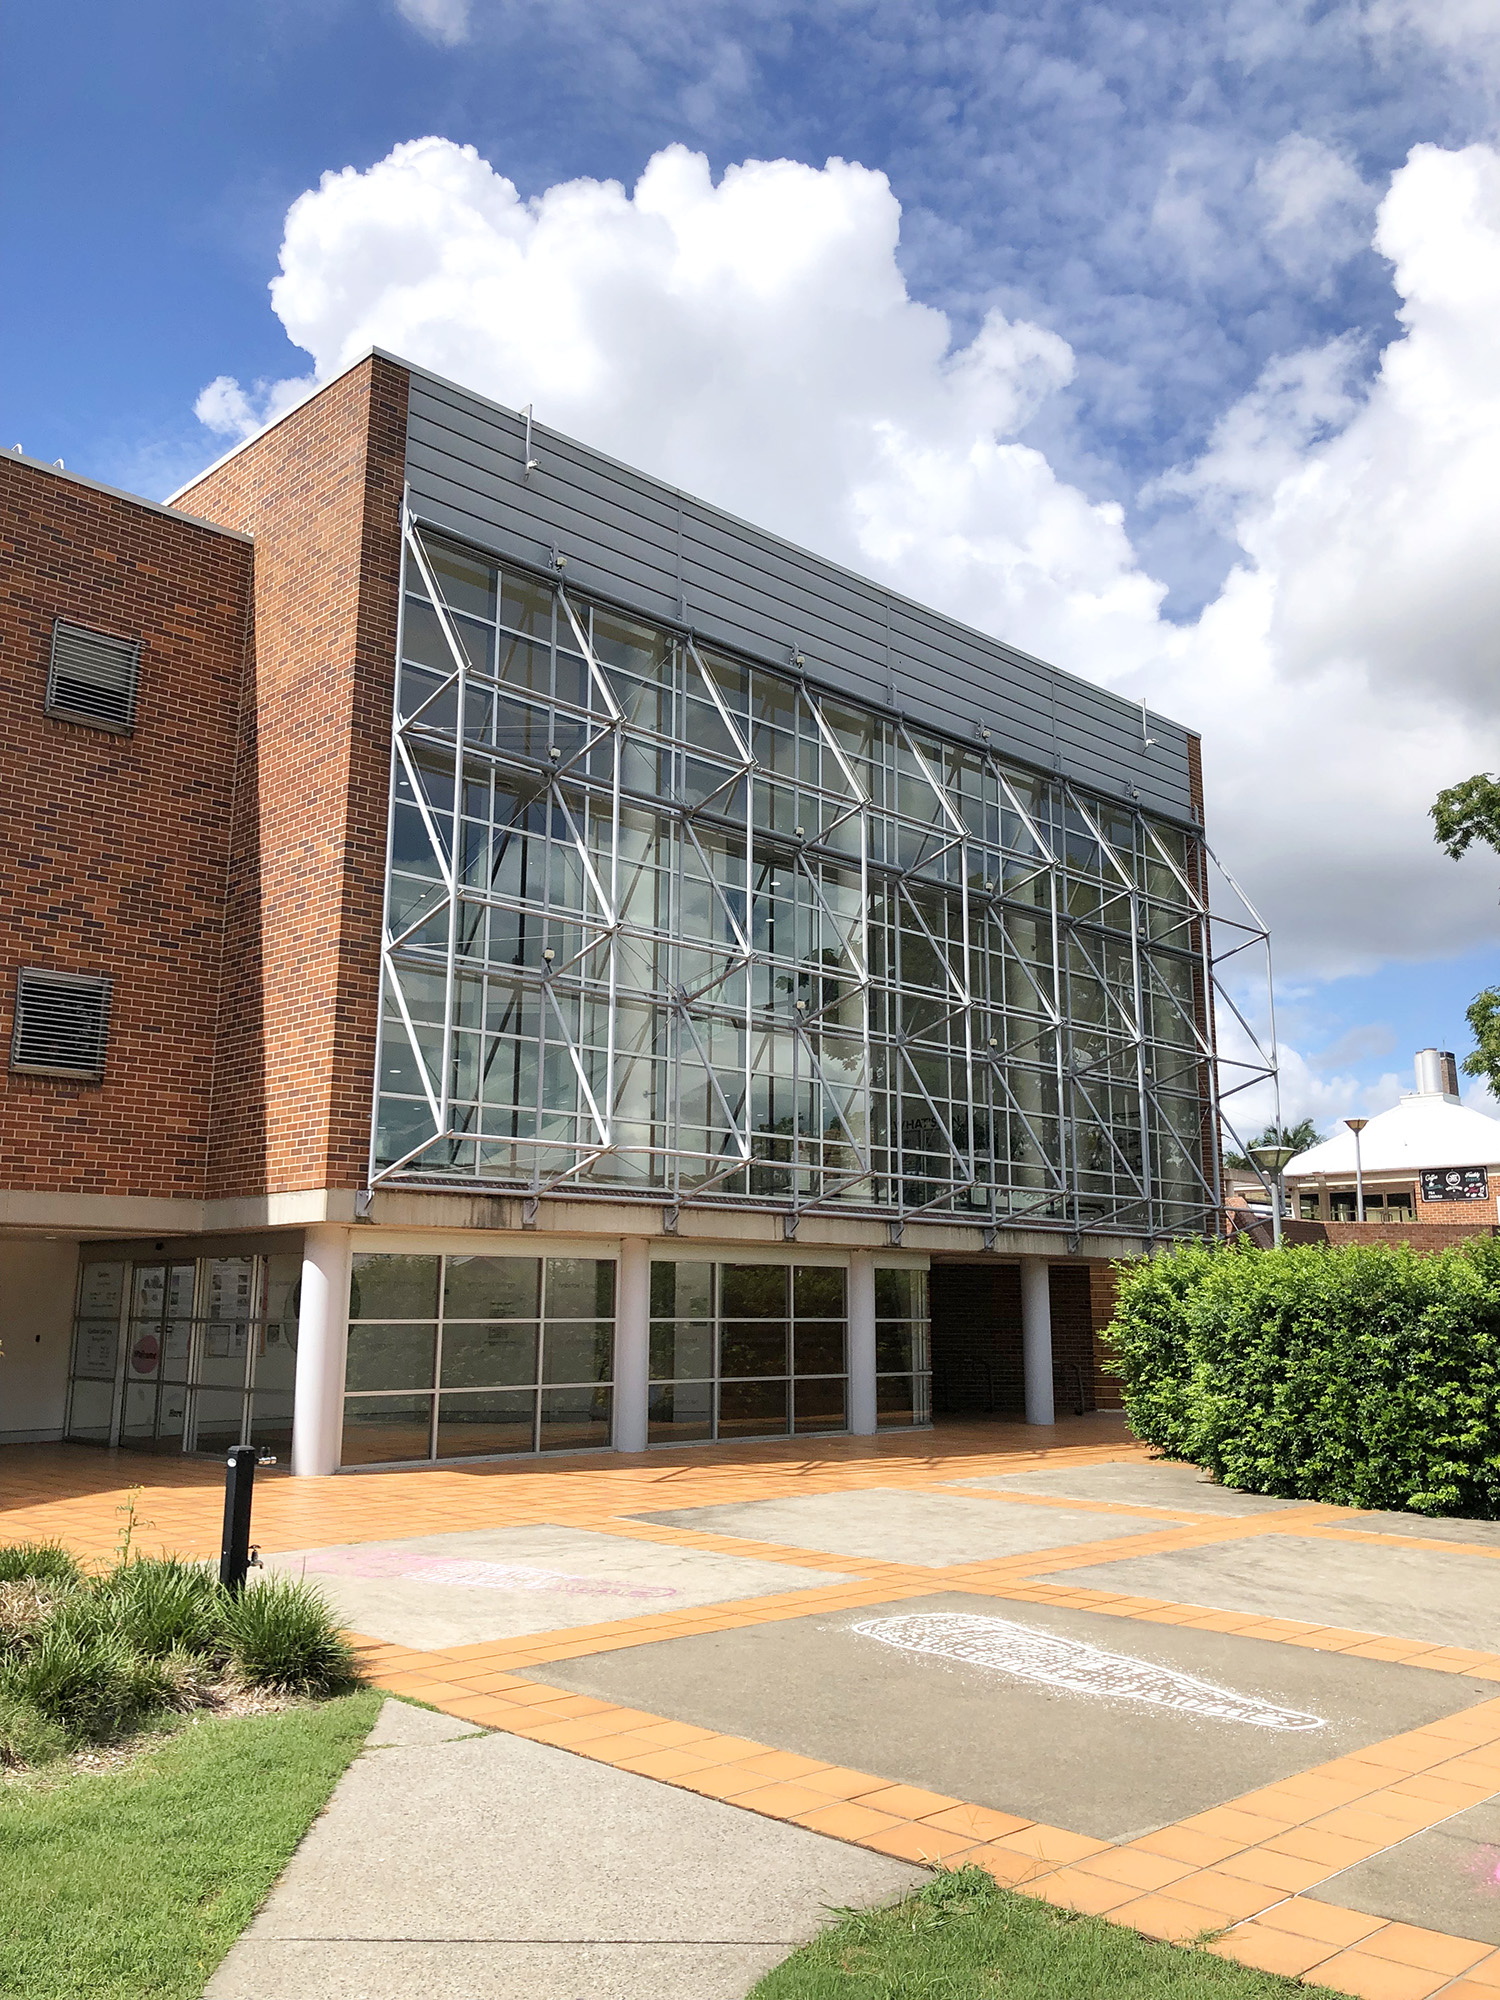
848,1250,877,1436
1019,1256,1055,1427
613,1238,650,1454
290,1225,352,1477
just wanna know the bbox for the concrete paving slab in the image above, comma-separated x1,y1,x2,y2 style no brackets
949,1461,1306,1517
204,1714,920,2000
630,1489,1188,1567
364,1697,484,1747
1324,1510,1500,1548
537,1590,1493,1842
1308,1796,1500,1945
264,1524,854,1650
1061,1534,1500,1652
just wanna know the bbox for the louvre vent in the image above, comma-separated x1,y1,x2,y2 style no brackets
10,969,112,1077
45,620,140,732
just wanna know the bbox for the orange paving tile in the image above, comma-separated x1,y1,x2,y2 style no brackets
1307,1947,1452,1999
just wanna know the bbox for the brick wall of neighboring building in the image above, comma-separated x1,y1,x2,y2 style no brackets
928,1258,1121,1416
1414,1197,1500,1227
173,357,409,1197
0,458,251,1198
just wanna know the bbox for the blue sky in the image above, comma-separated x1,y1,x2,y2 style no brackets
6,0,1499,1137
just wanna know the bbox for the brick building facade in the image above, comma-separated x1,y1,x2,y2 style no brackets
1,352,1210,1462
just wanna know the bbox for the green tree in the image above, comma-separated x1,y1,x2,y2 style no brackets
1223,1117,1323,1171
1432,773,1500,1095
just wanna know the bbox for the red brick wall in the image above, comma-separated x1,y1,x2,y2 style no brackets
1088,1260,1124,1409
173,358,409,1197
928,1259,1120,1415
0,460,252,1198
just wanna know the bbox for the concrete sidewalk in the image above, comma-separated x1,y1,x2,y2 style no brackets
205,1700,921,2000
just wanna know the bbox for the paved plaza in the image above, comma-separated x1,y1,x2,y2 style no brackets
7,1417,1500,1999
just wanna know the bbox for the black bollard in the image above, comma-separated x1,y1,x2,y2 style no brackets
219,1444,259,1592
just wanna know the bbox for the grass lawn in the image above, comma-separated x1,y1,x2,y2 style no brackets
0,1689,380,2000
751,1867,1343,1999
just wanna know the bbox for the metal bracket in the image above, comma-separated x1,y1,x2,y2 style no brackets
781,1211,799,1241
982,1227,997,1252
887,1220,904,1246
1067,1230,1081,1255
663,1204,680,1236
354,1188,373,1221
522,1196,540,1229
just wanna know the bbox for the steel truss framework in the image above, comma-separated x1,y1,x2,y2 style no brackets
369,513,1277,1241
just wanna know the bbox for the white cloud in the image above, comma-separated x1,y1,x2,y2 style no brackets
193,371,314,441
395,0,470,46
195,135,1500,986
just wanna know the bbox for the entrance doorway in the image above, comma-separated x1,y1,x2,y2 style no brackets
928,1261,1100,1419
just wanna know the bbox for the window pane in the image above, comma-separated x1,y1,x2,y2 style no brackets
198,1321,251,1388
794,1321,845,1375
248,1386,294,1456
545,1258,616,1318
877,1374,917,1426
794,1376,846,1433
875,1323,914,1372
77,1261,123,1320
440,1322,537,1389
351,1254,439,1320
539,1385,612,1452
718,1377,787,1438
720,1265,787,1317
342,1394,433,1465
648,1381,713,1443
345,1323,437,1393
650,1261,712,1319
437,1389,535,1458
194,1388,246,1452
719,1323,787,1378
542,1321,613,1385
429,541,497,621
444,1256,539,1321
793,1267,845,1317
874,1268,917,1318
66,1377,115,1443
71,1321,118,1380
649,1320,713,1381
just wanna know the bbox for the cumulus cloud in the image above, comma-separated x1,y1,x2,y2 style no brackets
1254,135,1375,281
195,135,1500,988
193,371,314,441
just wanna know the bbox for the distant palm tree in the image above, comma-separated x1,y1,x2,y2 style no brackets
1223,1118,1323,1171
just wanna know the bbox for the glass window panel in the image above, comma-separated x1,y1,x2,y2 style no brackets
345,1323,437,1393
793,1266,845,1317
77,1261,123,1320
437,1389,535,1458
876,1374,918,1426
542,1321,613,1385
131,1264,167,1320
875,1324,914,1372
874,1268,917,1318
194,1388,246,1452
500,572,551,639
206,1259,256,1321
342,1394,434,1466
429,541,497,621
351,1254,440,1320
794,1376,846,1433
127,1323,163,1378
719,1265,787,1318
649,1320,713,1381
717,1377,788,1438
119,1380,159,1440
71,1321,118,1380
440,1321,538,1389
650,1261,712,1319
198,1321,252,1388
443,1256,539,1321
545,1258,617,1319
248,1385,295,1455
719,1324,787,1378
648,1381,713,1443
66,1377,115,1443
539,1385,612,1452
794,1321,845,1375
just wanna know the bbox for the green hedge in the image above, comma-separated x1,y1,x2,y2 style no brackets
1103,1237,1500,1517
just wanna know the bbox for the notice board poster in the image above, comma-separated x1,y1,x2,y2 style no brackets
1420,1167,1490,1202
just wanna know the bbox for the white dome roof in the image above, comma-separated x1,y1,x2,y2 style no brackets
1285,1095,1500,1179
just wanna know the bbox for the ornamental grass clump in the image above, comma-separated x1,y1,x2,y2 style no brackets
1104,1235,1500,1517
0,1545,359,1765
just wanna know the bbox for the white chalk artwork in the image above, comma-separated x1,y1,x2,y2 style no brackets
852,1612,1324,1731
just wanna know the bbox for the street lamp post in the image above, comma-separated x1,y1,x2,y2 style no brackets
1249,1143,1299,1249
1345,1118,1368,1223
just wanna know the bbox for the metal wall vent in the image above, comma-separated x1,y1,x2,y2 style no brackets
10,969,112,1078
45,619,141,733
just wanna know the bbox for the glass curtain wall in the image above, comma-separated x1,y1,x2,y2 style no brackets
374,527,1217,1234
648,1260,849,1444
874,1268,931,1426
64,1253,300,1453
342,1252,616,1465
